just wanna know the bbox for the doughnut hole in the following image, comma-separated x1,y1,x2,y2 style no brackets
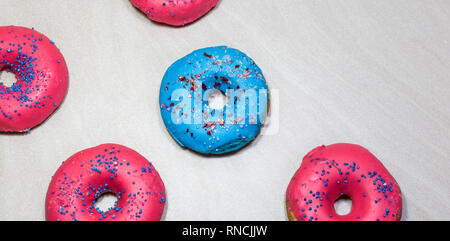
94,192,118,213
0,68,17,88
334,194,353,216
207,89,227,110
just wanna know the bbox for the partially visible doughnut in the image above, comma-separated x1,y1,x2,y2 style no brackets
46,144,166,221
286,143,402,221
130,0,219,26
0,26,68,132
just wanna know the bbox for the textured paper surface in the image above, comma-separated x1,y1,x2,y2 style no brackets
0,0,449,220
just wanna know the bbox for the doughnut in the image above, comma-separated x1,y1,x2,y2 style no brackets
45,144,166,221
286,143,402,221
159,46,269,154
130,0,219,26
0,26,68,132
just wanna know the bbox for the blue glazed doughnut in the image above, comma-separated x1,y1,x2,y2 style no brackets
159,46,269,154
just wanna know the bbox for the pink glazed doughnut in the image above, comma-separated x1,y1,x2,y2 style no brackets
46,144,166,221
0,26,68,132
286,143,402,221
130,0,219,26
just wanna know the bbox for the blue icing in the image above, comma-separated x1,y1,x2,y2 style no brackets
159,46,269,154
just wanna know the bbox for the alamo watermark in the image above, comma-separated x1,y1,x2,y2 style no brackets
165,82,279,135
182,225,268,239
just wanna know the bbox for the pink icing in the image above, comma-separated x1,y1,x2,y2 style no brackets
0,26,68,132
46,144,166,221
130,0,219,26
286,143,402,221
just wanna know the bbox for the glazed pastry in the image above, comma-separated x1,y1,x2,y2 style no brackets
130,0,219,26
46,144,166,221
286,143,402,221
0,26,68,132
159,46,269,154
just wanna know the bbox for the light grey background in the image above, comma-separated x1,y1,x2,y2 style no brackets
0,0,449,221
